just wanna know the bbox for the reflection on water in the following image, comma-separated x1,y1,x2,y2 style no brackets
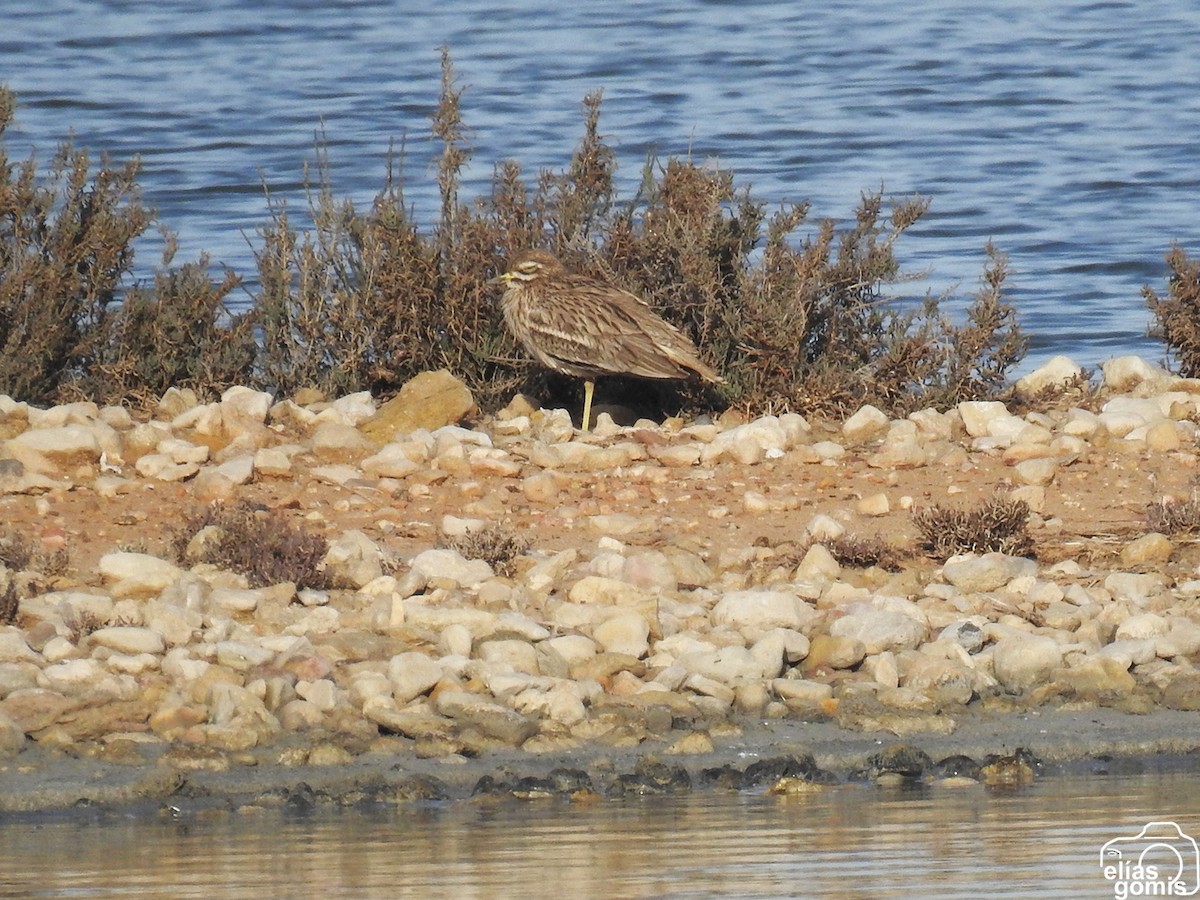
2,772,1198,898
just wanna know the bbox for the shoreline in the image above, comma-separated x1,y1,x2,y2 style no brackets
2,355,1200,821
2,707,1199,817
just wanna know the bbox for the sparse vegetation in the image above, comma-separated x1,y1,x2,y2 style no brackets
0,51,1030,417
443,523,531,577
63,608,105,643
0,531,33,571
1146,246,1200,377
0,581,16,625
912,495,1034,559
1146,494,1200,535
170,501,329,589
826,534,909,571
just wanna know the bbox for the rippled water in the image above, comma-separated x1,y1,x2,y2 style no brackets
3,772,1200,898
5,1,1200,372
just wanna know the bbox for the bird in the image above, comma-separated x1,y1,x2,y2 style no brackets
492,249,722,432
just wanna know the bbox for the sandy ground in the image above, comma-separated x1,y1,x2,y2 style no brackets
1,402,1199,816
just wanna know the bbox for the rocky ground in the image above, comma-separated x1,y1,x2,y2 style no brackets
2,353,1200,815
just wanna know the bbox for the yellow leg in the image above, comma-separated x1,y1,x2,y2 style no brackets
581,379,595,433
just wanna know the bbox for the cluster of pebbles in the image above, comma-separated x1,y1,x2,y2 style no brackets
1,353,1200,809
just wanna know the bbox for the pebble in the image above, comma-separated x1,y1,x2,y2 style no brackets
0,360,1195,777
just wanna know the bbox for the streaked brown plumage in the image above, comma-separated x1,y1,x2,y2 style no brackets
493,249,722,431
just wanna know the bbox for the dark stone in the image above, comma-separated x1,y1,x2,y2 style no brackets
742,754,820,787
934,755,981,779
865,744,934,779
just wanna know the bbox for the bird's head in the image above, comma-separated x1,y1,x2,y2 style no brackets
490,250,563,286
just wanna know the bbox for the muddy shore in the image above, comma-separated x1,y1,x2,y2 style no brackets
1,707,1199,817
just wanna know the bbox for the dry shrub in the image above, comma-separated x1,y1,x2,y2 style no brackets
63,608,105,643
248,52,1026,418
827,534,909,571
171,501,329,589
1,57,1028,416
1146,494,1200,535
68,237,257,404
0,581,16,625
0,531,33,571
0,86,152,403
443,523,531,577
912,495,1033,559
1146,246,1200,376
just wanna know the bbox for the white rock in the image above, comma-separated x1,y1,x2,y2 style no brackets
942,553,1037,593
829,610,927,655
408,548,492,590
1097,638,1157,668
324,530,385,588
1115,612,1170,641
1015,356,1084,398
88,626,165,656
677,645,780,683
209,587,266,614
711,590,818,632
592,612,650,658
295,678,339,712
39,658,104,691
842,405,890,443
214,455,255,485
803,514,845,542
98,552,182,597
795,544,841,580
8,425,101,463
543,635,597,668
1157,620,1200,658
215,640,275,670
990,634,1063,692
158,438,210,465
0,631,39,663
328,391,376,426
1101,356,1171,392
478,639,540,674
771,678,834,706
1103,572,1167,606
220,386,273,423
440,623,474,658
387,652,444,704
957,400,1012,438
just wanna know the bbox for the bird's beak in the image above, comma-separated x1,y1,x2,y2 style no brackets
488,271,513,287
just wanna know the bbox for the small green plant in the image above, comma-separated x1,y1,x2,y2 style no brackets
1146,246,1200,377
443,523,531,577
170,500,329,589
912,495,1033,559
